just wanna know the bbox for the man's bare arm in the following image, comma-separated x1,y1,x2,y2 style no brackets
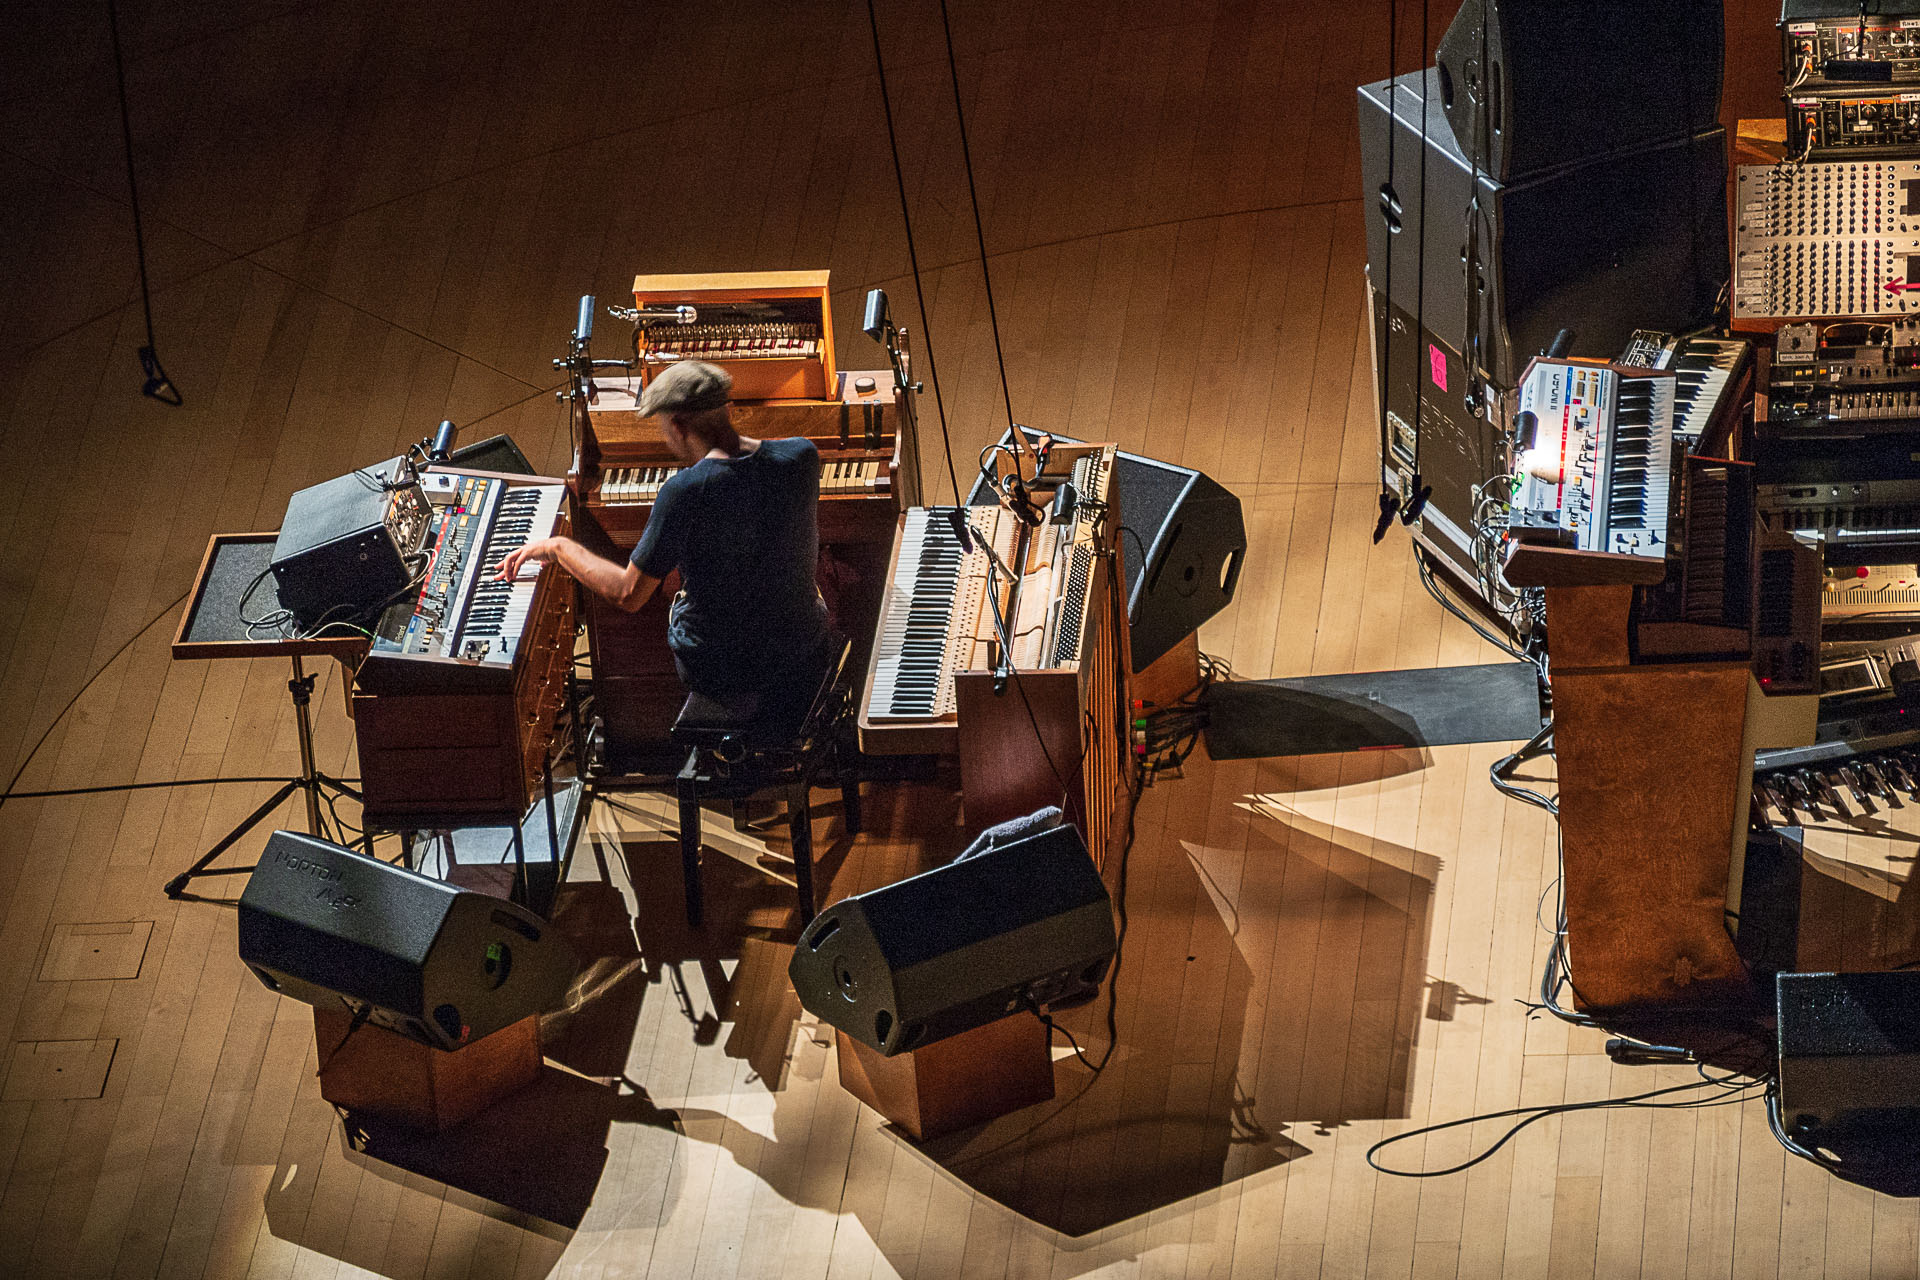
496,536,661,612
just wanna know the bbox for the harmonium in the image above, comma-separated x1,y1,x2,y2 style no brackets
632,270,836,401
352,467,576,822
857,439,1131,870
570,271,913,762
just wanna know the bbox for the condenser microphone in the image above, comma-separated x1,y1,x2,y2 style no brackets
634,305,698,324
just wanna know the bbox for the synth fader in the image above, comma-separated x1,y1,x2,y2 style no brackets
1734,160,1920,320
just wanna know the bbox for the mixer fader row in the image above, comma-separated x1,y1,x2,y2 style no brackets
1734,160,1920,318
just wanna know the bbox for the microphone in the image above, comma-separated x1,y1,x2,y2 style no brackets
945,505,975,552
574,294,595,344
430,419,457,463
1050,482,1079,526
634,305,697,324
863,288,891,341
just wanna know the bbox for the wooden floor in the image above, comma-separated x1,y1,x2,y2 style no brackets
0,1,1888,1276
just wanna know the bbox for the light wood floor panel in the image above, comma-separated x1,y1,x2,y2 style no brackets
0,0,1890,1277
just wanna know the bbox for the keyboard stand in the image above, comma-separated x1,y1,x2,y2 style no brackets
164,533,371,899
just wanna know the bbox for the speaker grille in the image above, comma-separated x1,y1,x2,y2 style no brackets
1112,457,1188,599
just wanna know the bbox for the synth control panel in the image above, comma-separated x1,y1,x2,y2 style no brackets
1784,16,1920,87
1734,161,1920,318
1790,89,1920,157
371,474,505,659
1766,318,1920,434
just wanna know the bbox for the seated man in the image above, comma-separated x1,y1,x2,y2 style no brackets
496,359,830,708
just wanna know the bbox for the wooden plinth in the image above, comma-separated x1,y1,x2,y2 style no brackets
314,1009,542,1132
835,1014,1055,1140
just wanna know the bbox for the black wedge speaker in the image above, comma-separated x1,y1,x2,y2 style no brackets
967,429,1246,671
789,821,1116,1056
1434,0,1724,181
448,433,535,476
1777,971,1920,1143
238,831,579,1051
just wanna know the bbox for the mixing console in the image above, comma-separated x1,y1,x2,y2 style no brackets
1734,160,1920,319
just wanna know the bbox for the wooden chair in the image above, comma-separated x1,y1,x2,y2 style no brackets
672,637,861,927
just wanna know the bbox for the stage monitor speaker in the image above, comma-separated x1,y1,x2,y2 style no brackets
966,429,1246,672
1777,971,1920,1143
448,433,535,476
238,831,579,1051
1434,0,1723,181
788,820,1116,1056
1357,68,1728,391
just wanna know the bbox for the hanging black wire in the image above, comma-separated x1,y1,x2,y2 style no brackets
1398,0,1433,527
935,0,1017,441
864,0,963,503
106,0,181,406
1371,0,1403,542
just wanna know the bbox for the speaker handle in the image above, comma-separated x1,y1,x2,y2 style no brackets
1219,545,1246,603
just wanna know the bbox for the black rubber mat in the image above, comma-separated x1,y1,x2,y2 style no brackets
1201,662,1542,759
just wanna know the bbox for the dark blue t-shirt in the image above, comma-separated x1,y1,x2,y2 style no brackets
630,436,828,694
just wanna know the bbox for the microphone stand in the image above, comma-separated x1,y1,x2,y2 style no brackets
946,507,1023,694
876,321,927,507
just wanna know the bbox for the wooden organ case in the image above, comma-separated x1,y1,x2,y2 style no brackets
352,469,576,822
569,327,909,758
632,271,835,401
859,442,1131,869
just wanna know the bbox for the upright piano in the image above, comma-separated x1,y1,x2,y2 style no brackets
859,440,1131,870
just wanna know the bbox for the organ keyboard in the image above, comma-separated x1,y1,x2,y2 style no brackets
859,441,1128,869
353,467,576,822
1504,358,1683,587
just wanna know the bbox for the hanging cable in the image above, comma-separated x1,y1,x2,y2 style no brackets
1398,0,1434,528
1372,0,1403,542
935,0,1018,444
106,0,180,406
865,0,964,505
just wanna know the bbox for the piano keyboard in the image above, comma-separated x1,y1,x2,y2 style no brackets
863,508,992,722
823,459,883,492
1617,331,1751,449
600,466,678,503
1601,377,1675,554
1670,339,1748,447
450,483,565,663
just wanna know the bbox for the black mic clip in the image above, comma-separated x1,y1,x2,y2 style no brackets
1399,476,1432,526
1006,477,1044,527
1372,491,1401,544
139,345,182,406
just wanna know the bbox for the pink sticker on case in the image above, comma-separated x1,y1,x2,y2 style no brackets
1428,344,1448,392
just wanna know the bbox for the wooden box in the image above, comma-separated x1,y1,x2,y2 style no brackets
314,1009,542,1132
835,1013,1055,1140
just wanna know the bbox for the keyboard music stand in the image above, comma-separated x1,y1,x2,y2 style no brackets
164,532,371,898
